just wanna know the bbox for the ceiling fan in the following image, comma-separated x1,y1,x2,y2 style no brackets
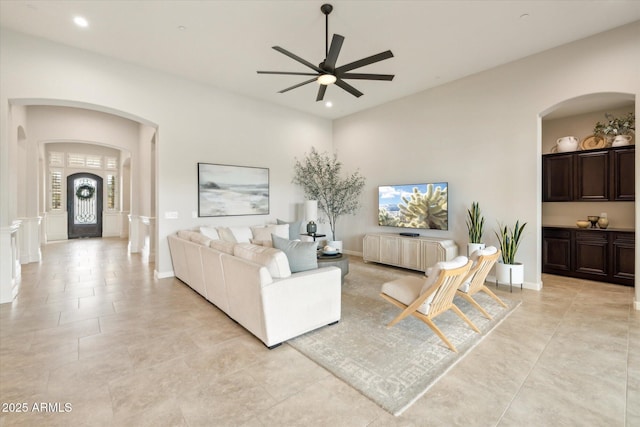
257,3,394,102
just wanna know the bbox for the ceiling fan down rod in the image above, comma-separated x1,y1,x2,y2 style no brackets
321,4,333,59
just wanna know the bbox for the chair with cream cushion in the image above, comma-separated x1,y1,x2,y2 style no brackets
380,256,478,353
456,246,506,319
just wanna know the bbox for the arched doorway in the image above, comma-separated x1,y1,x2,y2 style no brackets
67,172,103,238
540,92,636,292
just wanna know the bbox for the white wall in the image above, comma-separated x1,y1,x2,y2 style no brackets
0,28,333,281
333,22,640,291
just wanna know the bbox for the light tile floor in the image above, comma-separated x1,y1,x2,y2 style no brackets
0,237,637,426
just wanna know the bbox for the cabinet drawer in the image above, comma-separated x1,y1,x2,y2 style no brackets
543,228,571,239
575,230,607,241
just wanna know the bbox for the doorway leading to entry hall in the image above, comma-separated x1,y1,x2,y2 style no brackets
67,172,103,239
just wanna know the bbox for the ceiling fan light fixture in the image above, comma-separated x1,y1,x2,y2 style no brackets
317,74,337,85
257,3,394,101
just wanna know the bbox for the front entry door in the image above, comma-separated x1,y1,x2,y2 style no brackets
67,173,103,239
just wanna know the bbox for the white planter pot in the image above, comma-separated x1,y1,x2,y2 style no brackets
496,262,524,285
611,135,632,147
467,242,486,257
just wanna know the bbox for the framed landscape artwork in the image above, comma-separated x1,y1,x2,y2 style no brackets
198,163,269,217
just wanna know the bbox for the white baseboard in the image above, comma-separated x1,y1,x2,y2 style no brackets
155,270,174,279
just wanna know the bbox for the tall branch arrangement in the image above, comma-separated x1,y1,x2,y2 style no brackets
292,147,366,241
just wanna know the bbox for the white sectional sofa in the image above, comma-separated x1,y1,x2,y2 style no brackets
167,224,342,348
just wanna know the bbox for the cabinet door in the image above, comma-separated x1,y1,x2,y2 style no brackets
542,228,571,273
380,236,400,265
574,231,608,278
576,151,609,201
611,148,635,201
611,232,635,286
542,154,573,202
362,235,380,262
400,238,421,270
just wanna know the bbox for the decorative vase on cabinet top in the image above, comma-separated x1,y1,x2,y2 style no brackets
556,136,579,152
611,135,632,147
597,218,609,229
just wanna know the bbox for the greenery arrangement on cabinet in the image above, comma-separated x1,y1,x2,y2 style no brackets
466,202,484,244
495,220,527,265
292,147,366,241
593,112,635,138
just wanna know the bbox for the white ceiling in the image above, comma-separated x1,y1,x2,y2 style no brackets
1,1,639,120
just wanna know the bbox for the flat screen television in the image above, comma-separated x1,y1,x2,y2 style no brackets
378,182,448,230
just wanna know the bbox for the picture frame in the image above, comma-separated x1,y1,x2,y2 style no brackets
198,163,269,217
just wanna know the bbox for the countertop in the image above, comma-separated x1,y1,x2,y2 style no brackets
543,225,635,233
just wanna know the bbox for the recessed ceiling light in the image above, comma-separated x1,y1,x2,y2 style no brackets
325,101,333,108
73,16,89,28
178,25,187,31
519,13,530,19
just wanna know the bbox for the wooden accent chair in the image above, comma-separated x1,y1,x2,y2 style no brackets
380,256,478,353
456,247,506,319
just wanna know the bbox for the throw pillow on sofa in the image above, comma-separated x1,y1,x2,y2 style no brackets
200,226,220,240
277,219,303,240
250,224,289,247
217,226,253,243
271,234,318,273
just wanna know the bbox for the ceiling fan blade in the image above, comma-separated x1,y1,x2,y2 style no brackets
257,71,320,76
335,79,363,98
339,73,395,81
272,46,324,73
335,50,394,73
278,77,318,94
316,85,327,102
324,34,345,71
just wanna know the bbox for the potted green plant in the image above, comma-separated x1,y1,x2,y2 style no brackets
466,201,485,256
593,112,635,146
494,220,527,287
292,147,366,250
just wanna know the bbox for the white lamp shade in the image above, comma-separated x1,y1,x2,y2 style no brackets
305,200,318,222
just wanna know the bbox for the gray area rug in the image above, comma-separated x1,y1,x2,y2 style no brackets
289,262,521,416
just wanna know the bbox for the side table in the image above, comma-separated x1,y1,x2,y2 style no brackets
317,253,349,285
301,233,326,242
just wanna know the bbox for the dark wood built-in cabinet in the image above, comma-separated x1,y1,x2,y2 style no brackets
543,145,635,202
542,227,635,286
611,148,636,201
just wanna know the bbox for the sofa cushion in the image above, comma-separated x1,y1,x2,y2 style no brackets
177,230,211,246
177,230,194,240
234,243,292,279
250,238,273,247
209,240,236,255
199,226,220,240
277,219,303,240
251,224,289,246
189,232,212,246
271,235,318,273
